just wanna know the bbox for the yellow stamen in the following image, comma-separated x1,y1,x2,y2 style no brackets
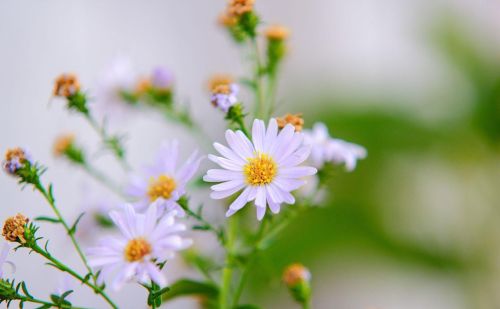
147,174,177,201
244,153,277,186
124,238,152,262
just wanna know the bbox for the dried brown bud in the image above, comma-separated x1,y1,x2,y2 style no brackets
265,25,290,41
227,0,255,17
218,12,238,27
276,113,304,132
53,73,80,97
3,214,29,243
208,75,234,92
283,263,311,287
53,134,75,157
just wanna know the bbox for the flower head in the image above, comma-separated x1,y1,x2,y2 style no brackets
2,214,28,244
265,25,290,41
53,74,80,98
126,141,202,216
53,134,75,157
151,67,173,91
283,263,311,287
303,122,366,171
204,119,317,220
87,203,191,290
3,148,30,175
276,113,304,132
227,0,255,17
209,75,239,113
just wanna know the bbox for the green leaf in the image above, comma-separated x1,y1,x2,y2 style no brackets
162,279,218,302
69,212,85,235
20,282,32,298
34,216,60,224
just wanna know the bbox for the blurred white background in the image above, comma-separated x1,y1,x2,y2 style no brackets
0,0,498,308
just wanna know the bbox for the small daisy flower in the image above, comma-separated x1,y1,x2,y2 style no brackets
126,141,202,216
303,122,366,171
204,118,317,220
87,202,191,290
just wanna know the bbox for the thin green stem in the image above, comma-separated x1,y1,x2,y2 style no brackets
18,295,89,309
178,199,224,245
81,162,126,199
266,72,278,119
231,217,268,307
30,243,117,309
219,215,238,309
236,117,250,137
251,38,266,119
84,114,130,171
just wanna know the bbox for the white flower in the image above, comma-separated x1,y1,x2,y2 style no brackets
126,140,203,216
303,122,366,171
92,57,137,122
87,202,191,290
204,118,317,220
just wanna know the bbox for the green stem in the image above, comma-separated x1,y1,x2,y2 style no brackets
178,199,224,245
266,72,278,119
251,38,266,119
84,114,130,171
30,243,117,309
236,117,250,137
231,217,268,307
303,298,312,309
18,295,89,309
220,215,238,309
81,162,126,199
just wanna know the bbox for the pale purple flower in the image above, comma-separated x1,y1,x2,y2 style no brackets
303,122,366,171
204,118,317,220
2,147,32,175
92,56,137,122
126,140,203,216
151,67,173,90
54,274,75,300
87,202,191,290
211,83,239,113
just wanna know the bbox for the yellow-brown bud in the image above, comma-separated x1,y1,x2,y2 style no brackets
227,0,255,17
283,263,311,287
218,12,238,27
53,134,75,157
5,148,27,165
276,113,304,132
265,25,290,41
135,78,152,96
3,214,29,243
208,75,234,92
53,73,80,97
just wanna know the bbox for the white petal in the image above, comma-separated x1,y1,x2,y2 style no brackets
256,206,266,220
211,180,245,191
210,182,245,199
225,130,253,160
226,186,252,216
255,186,267,208
264,118,278,153
273,177,306,191
146,262,167,287
268,200,281,214
279,166,317,178
252,119,266,152
204,169,244,182
208,154,243,171
278,146,311,167
214,142,246,165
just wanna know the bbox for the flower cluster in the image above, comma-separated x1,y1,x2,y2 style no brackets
0,1,367,308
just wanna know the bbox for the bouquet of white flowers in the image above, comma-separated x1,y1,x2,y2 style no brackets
1,1,365,308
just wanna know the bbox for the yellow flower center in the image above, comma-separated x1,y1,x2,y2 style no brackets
124,237,152,262
147,174,177,201
244,153,277,186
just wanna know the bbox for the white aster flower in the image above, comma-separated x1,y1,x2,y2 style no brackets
204,118,317,220
126,140,202,216
303,122,366,171
92,56,137,122
87,202,191,290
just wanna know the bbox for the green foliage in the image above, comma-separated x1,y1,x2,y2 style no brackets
162,279,219,303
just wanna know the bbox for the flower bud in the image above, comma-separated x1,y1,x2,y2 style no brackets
227,0,254,17
265,25,289,75
283,263,311,304
2,214,29,244
265,25,290,41
276,113,304,132
3,148,29,175
53,73,80,98
53,134,86,164
209,75,239,113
